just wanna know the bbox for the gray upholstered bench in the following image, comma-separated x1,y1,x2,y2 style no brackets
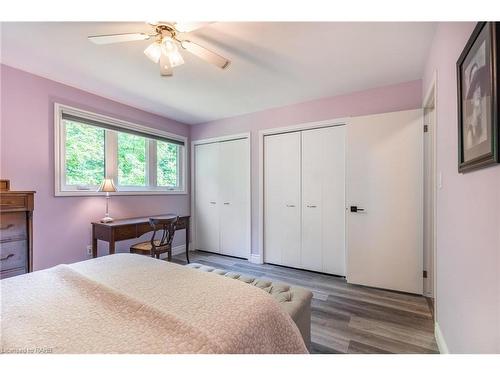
185,263,313,348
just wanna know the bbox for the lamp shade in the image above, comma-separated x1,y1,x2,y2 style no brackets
144,41,162,64
162,37,185,68
98,178,117,193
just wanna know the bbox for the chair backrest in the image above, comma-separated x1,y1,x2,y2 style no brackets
149,216,178,253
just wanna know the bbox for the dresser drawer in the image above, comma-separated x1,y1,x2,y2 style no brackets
0,240,27,271
0,212,27,241
0,194,29,210
1,266,26,279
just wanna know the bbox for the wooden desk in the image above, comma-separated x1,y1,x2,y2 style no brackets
91,214,190,263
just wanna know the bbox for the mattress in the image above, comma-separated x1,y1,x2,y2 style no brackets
0,254,307,354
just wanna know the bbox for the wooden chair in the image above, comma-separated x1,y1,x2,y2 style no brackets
130,216,178,261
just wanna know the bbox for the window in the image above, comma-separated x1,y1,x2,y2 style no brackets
117,132,147,187
157,140,180,187
64,121,105,186
55,103,186,196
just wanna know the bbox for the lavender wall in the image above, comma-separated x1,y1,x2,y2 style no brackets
422,23,500,353
191,80,423,255
0,65,190,271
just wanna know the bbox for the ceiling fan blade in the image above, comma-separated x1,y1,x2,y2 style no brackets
159,54,173,77
88,33,151,45
180,40,230,69
174,22,212,33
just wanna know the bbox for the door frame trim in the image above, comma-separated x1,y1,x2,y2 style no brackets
258,118,348,265
191,132,251,260
423,71,438,314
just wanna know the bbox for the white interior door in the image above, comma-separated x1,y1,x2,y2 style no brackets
194,142,220,253
347,109,423,294
264,132,301,267
302,126,346,275
219,138,250,258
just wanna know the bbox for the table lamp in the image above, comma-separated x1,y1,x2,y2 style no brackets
98,178,117,223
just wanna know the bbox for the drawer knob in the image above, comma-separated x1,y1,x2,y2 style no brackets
1,253,14,262
0,224,14,230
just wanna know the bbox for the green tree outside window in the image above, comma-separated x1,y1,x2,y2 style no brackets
157,140,178,187
65,121,105,186
118,132,146,186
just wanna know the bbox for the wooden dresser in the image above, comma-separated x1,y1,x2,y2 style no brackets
0,180,35,279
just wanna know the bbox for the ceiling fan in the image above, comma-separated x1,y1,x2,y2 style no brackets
88,22,230,77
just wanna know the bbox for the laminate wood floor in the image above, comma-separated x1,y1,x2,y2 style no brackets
172,251,439,354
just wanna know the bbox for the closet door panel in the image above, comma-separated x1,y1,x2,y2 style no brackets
219,139,250,258
194,143,220,253
301,129,324,272
301,126,346,275
264,132,301,267
322,126,346,275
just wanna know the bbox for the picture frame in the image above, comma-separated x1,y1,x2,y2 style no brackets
457,22,500,173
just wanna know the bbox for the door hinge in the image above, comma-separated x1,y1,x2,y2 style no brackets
423,270,428,278
424,124,429,133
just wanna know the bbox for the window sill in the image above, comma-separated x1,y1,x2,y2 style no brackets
54,190,187,197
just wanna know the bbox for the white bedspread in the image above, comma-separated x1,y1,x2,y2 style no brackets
0,254,307,354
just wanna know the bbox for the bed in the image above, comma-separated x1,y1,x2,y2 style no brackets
0,254,308,354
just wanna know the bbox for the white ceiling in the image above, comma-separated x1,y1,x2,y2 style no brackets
0,22,436,124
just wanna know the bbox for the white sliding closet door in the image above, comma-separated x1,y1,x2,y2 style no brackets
301,126,346,275
194,142,220,253
194,137,250,259
219,139,250,258
264,132,302,267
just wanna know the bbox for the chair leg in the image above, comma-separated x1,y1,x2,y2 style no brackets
167,250,172,262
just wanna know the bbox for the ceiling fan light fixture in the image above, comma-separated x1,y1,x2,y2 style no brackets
161,37,185,68
89,22,230,77
144,41,162,64
162,36,176,52
167,50,185,68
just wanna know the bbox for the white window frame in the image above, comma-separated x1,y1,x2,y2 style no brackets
54,103,187,196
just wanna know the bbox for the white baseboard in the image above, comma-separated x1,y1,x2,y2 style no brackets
435,322,449,354
249,253,263,264
172,244,187,256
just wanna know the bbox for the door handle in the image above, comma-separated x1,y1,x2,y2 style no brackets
285,204,296,208
1,253,14,262
350,206,365,213
306,205,317,208
210,201,217,205
223,202,230,205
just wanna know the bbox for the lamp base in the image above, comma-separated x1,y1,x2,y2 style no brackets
100,216,114,223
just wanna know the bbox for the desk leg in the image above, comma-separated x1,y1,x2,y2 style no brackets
185,222,190,264
109,236,116,255
92,226,98,258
